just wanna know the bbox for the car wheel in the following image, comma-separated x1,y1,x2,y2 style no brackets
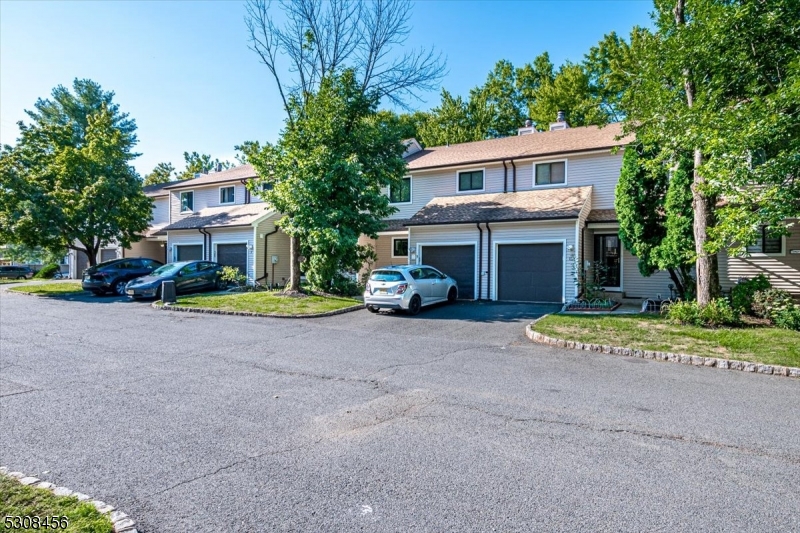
366,304,379,313
407,295,422,316
447,287,457,303
114,279,127,296
18,275,25,280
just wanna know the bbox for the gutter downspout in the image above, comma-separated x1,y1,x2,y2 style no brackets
257,227,280,286
511,160,517,192
502,161,508,194
240,179,250,204
486,222,492,300
476,223,483,300
199,228,211,261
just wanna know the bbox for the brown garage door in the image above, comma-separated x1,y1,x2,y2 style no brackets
217,244,248,275
176,245,203,261
420,245,475,299
497,243,563,302
100,248,117,263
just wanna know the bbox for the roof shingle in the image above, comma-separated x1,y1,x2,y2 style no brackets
405,123,629,171
587,209,618,223
158,203,271,232
164,164,258,190
407,186,592,226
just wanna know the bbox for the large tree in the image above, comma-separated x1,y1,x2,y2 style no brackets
245,71,406,292
143,162,175,185
0,79,152,267
176,152,233,181
244,0,445,290
621,0,800,305
616,144,695,298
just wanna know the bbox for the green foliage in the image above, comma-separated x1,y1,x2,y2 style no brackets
751,288,795,321
143,162,175,185
1,243,64,265
664,298,741,328
219,265,247,287
574,258,609,301
772,305,800,331
34,263,60,279
176,152,233,181
616,143,695,298
245,71,406,292
731,274,771,314
0,79,152,267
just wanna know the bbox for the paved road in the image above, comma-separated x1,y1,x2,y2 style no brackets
1,290,799,532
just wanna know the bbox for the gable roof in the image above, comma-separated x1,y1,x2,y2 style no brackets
157,203,271,233
164,164,258,190
405,123,629,172
142,181,179,197
407,186,592,226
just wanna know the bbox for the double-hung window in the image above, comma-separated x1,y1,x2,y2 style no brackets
180,191,194,213
389,176,411,204
535,161,566,186
458,170,484,192
220,186,235,204
747,227,783,254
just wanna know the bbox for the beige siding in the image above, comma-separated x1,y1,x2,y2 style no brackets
253,215,292,288
719,225,800,296
125,240,166,263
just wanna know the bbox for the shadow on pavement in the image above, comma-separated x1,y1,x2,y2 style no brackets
381,300,561,323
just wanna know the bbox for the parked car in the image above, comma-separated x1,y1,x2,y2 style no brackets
82,258,163,295
0,266,34,279
364,264,458,315
125,261,225,299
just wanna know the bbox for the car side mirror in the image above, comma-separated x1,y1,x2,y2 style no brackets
176,271,183,277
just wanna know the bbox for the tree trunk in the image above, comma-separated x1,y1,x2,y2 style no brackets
666,267,685,299
288,235,301,291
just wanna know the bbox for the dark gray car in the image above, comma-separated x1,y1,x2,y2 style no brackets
125,261,225,299
0,266,34,279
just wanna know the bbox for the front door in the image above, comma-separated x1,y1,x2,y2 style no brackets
593,234,621,289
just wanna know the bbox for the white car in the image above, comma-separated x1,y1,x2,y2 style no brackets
364,265,458,315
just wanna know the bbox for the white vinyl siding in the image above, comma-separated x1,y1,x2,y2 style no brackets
170,183,252,220
167,231,205,261
210,227,255,282
151,197,170,225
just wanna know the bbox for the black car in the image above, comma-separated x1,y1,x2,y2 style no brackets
82,258,163,296
0,266,34,279
125,261,225,299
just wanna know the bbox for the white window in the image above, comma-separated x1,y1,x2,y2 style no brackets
535,161,567,186
392,238,409,258
389,176,412,204
220,186,235,204
180,191,194,213
458,170,484,192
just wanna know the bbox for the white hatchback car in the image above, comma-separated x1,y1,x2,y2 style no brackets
364,265,458,315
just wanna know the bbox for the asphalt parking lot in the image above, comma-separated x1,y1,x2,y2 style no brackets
1,289,799,532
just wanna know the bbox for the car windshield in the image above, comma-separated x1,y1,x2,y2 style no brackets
370,270,405,282
151,263,184,276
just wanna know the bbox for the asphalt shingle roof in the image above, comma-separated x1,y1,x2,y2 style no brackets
381,218,412,232
158,203,271,232
163,164,258,190
587,209,618,223
142,181,179,197
405,123,629,171
407,186,592,226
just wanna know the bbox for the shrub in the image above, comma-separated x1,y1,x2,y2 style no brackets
329,274,361,296
664,298,741,327
730,274,771,314
772,305,800,331
34,263,60,279
751,288,794,320
220,266,247,288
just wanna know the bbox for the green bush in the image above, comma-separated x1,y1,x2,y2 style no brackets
773,304,800,331
219,266,247,288
751,288,794,320
730,274,771,314
664,298,741,327
34,263,60,279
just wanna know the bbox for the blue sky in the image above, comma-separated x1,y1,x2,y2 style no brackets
0,1,652,176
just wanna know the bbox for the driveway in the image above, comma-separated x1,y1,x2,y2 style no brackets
1,291,799,532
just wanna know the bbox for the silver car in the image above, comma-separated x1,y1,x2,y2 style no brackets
364,264,458,315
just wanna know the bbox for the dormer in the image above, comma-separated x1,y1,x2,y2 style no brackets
403,138,423,157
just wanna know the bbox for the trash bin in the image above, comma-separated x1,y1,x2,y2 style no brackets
161,280,177,304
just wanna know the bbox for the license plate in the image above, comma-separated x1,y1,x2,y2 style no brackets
375,288,388,294
126,289,134,295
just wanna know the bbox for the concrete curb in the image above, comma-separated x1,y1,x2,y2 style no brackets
0,467,138,532
526,315,800,379
151,301,365,319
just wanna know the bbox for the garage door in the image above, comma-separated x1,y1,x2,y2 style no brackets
100,248,117,263
420,245,475,299
497,243,563,302
176,245,203,262
217,244,248,275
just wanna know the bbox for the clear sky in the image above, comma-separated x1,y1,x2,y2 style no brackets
0,0,653,176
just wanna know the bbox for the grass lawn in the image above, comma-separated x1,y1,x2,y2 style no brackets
535,314,800,368
7,282,84,296
0,475,113,533
169,290,361,315
0,279,24,285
